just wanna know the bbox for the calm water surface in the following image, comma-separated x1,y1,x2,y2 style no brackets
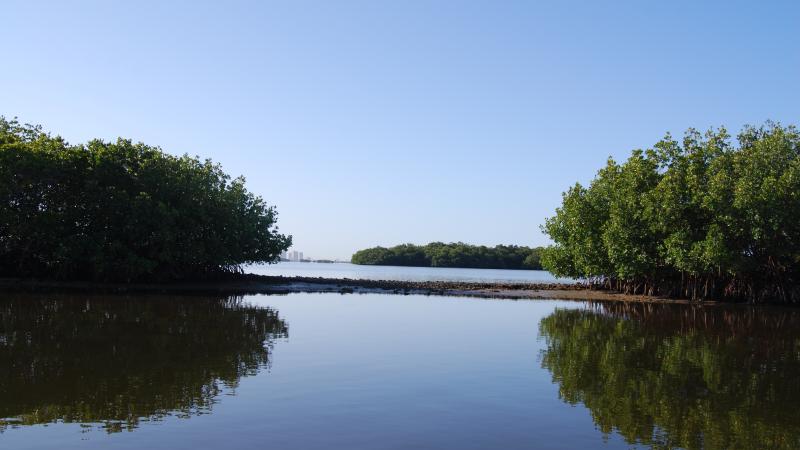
249,261,574,284
1,292,799,449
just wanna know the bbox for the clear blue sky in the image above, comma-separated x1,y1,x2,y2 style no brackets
3,1,798,260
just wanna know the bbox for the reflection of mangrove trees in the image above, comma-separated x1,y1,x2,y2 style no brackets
0,293,288,433
539,303,800,450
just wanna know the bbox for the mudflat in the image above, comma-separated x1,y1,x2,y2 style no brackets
0,274,703,304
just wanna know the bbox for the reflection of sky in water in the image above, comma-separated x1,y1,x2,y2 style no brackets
2,293,798,450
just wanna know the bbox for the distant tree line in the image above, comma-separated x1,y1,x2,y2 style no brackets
541,122,800,303
0,117,291,282
351,242,543,270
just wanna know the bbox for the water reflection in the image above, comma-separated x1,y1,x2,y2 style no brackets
539,302,800,450
0,293,287,433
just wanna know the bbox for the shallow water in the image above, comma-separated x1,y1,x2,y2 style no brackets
248,261,574,284
1,292,799,449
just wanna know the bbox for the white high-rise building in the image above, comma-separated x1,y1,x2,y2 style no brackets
299,252,304,261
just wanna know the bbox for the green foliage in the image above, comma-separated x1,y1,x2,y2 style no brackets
0,117,291,281
539,304,800,450
542,122,800,303
0,293,287,433
351,242,544,270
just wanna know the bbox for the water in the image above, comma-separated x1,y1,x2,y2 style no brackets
1,291,799,450
248,261,574,284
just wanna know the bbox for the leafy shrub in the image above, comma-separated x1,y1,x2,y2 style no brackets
0,118,291,281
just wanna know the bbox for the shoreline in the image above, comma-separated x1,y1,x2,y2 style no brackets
0,274,718,305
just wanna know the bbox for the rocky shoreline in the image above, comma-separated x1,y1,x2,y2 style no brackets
0,273,690,304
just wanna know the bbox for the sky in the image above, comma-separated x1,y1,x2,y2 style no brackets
2,1,798,260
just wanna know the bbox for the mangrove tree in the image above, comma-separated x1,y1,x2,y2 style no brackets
0,117,291,281
541,122,800,303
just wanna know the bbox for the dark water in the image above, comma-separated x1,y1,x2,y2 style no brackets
1,292,799,449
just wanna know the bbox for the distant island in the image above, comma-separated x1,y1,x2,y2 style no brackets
351,242,543,270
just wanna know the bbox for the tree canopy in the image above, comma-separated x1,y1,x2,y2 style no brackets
0,117,291,282
351,242,543,270
541,122,800,303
